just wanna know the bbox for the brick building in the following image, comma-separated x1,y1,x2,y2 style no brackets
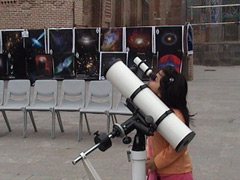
0,0,239,66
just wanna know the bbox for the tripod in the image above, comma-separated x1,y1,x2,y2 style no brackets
72,98,156,180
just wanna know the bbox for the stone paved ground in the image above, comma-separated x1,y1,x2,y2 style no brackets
0,65,240,180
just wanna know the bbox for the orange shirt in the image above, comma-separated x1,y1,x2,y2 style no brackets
147,109,192,175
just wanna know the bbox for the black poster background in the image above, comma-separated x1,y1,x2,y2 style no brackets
100,28,123,52
49,29,73,54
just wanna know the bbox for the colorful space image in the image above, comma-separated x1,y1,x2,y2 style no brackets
126,27,152,53
27,29,46,54
155,26,183,55
35,54,53,78
53,53,75,78
158,54,182,73
99,52,127,80
75,52,99,80
2,30,23,55
100,28,123,51
49,29,73,54
75,28,99,53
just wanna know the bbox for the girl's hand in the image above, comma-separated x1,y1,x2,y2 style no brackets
146,157,157,172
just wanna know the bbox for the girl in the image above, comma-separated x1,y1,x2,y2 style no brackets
146,65,194,180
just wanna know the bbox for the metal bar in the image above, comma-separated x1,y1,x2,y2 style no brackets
190,21,240,26
72,133,113,165
189,4,240,9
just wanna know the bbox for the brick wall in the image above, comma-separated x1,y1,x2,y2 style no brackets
0,0,77,29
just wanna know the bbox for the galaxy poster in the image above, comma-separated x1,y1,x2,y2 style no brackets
126,27,153,71
53,53,75,78
100,28,123,52
99,52,128,80
27,29,46,55
155,26,184,72
75,28,100,80
48,28,73,54
35,54,53,78
2,30,23,55
75,28,99,53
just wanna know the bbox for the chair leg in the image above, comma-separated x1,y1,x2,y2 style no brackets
22,108,27,138
113,114,118,123
78,113,83,142
29,111,37,132
83,113,91,135
107,113,111,133
51,108,56,139
1,111,11,132
56,111,64,132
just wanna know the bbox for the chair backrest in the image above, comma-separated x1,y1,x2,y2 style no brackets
0,80,4,105
5,80,31,106
32,80,58,105
87,80,113,107
59,80,85,107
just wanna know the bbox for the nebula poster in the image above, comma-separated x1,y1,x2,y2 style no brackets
155,26,184,72
126,27,153,72
100,27,124,52
26,29,46,55
35,54,53,78
2,30,23,55
99,52,128,80
75,28,100,80
48,28,73,54
53,53,75,78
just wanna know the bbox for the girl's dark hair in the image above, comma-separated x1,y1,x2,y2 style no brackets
159,65,191,127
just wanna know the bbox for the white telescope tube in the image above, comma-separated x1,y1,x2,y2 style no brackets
105,60,195,151
133,57,153,77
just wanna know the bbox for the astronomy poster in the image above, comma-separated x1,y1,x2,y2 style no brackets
27,29,46,55
35,54,53,78
100,27,124,52
48,28,74,54
126,27,153,80
155,26,184,72
1,30,24,77
52,53,75,78
75,28,100,80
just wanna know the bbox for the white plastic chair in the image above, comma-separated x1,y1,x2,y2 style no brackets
26,80,61,139
80,80,113,137
0,80,36,137
0,80,11,132
109,91,132,123
55,80,90,141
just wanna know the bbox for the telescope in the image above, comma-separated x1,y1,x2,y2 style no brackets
72,58,195,180
133,56,156,80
